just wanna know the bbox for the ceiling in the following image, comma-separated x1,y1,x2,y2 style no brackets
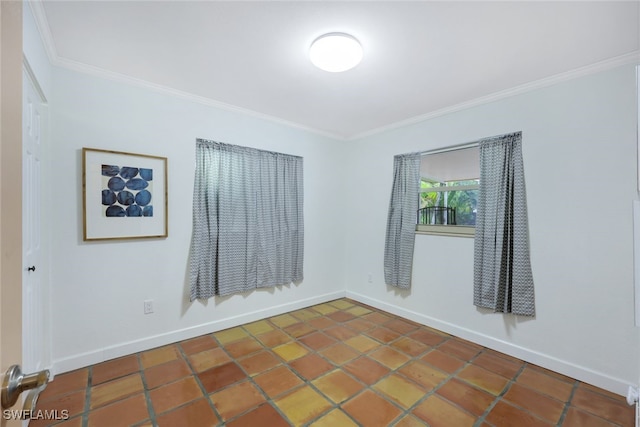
35,1,639,140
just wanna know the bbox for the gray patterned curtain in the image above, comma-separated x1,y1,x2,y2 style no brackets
189,139,303,300
473,132,535,316
384,153,421,289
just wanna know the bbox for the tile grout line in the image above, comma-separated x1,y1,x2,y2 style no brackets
180,335,226,425
136,352,159,427
81,366,92,427
471,356,528,427
556,380,580,426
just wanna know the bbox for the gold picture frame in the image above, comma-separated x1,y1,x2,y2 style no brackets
82,148,168,241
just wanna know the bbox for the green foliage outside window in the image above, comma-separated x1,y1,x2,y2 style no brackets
420,179,478,226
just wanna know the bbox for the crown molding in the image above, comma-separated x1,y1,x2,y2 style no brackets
28,0,639,142
28,0,59,64
348,50,640,141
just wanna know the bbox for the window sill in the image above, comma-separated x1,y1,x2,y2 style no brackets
415,225,475,238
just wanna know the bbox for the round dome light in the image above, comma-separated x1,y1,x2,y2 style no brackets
309,33,363,73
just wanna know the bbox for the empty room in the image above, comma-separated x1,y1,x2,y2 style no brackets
1,1,640,426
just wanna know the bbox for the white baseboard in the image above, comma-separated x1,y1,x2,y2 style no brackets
347,290,636,397
51,290,346,376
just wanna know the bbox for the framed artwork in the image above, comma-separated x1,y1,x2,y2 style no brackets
82,148,168,241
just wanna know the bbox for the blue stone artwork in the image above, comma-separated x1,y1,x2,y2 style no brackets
101,164,153,218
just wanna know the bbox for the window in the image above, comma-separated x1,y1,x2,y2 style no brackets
417,145,479,237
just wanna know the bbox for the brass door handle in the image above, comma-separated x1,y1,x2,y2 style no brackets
1,365,49,409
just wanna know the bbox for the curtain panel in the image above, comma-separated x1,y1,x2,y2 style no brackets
473,132,535,316
384,153,421,289
189,139,303,300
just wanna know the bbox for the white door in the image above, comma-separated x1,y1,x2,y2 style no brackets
22,68,49,373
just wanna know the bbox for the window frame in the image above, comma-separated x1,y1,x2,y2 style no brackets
416,143,479,238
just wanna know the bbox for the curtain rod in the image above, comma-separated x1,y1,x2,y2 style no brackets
417,131,522,156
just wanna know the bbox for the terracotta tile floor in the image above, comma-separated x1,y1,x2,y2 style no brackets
32,299,635,427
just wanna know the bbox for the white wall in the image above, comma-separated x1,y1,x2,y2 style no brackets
25,1,640,395
48,67,347,372
343,64,639,395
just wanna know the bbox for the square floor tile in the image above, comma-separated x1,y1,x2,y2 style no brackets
256,329,291,348
399,360,448,390
473,352,522,379
214,327,249,345
328,300,354,310
390,337,429,357
36,389,86,419
225,403,289,427
570,386,635,426
327,311,356,323
342,389,402,427
91,355,139,385
292,308,321,321
366,327,401,344
309,409,359,427
284,322,316,338
413,394,476,427
210,381,266,421
343,356,390,385
362,311,392,324
346,305,372,317
198,362,247,393
289,353,334,380
394,414,429,427
144,358,192,390
224,337,263,359
369,346,411,370
155,398,218,427
438,339,482,361
140,345,181,369
373,374,425,409
345,318,375,332
320,343,360,365
273,341,309,361
269,313,299,328
274,385,332,426
90,373,144,409
308,316,337,330
189,347,232,372
421,349,465,374
562,406,620,427
436,378,495,417
310,303,340,315
148,376,203,414
180,335,218,355
38,368,88,401
516,367,574,402
504,383,565,424
385,319,420,334
344,335,381,353
324,325,358,341
312,370,364,403
485,400,553,427
238,350,281,376
299,332,336,351
409,329,448,346
457,364,509,395
87,393,149,427
254,365,304,398
243,320,274,335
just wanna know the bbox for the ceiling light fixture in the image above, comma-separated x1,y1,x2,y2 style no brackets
309,33,363,73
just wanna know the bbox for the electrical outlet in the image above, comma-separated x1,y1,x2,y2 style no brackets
144,299,154,314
